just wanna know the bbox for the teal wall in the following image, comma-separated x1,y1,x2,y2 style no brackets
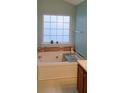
37,0,75,47
75,1,87,59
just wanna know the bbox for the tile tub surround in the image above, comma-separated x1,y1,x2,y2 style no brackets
77,60,87,71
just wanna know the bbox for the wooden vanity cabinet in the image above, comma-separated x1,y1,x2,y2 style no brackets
77,64,87,93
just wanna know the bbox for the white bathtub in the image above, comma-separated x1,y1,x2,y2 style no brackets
38,51,70,62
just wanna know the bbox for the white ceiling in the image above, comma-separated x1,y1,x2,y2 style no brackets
64,0,85,5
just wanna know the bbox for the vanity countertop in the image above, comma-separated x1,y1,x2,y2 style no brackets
77,60,87,71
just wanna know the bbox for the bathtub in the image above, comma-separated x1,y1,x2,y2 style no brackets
37,51,83,80
38,51,71,62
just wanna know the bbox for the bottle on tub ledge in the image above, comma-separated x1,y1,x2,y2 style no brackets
50,40,54,44
50,40,59,44
56,41,59,44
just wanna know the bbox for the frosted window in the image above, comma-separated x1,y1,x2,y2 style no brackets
57,30,63,35
51,36,56,41
64,23,69,29
43,15,70,43
44,29,50,35
64,16,70,22
57,23,63,29
63,36,69,42
57,36,63,42
51,29,56,35
63,30,69,35
51,16,56,22
44,23,50,28
57,16,63,22
44,15,50,22
51,23,56,29
44,36,50,42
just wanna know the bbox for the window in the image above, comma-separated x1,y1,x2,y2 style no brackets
43,15,70,43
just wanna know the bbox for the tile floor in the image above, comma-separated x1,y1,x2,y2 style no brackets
38,78,78,93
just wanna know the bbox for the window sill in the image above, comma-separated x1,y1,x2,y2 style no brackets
41,43,72,47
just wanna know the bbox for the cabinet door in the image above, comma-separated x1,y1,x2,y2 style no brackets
83,70,87,93
77,65,84,93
